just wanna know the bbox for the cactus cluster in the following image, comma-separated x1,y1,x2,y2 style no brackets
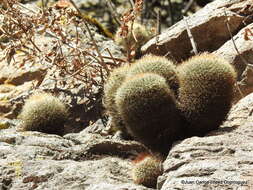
103,53,236,156
18,92,68,135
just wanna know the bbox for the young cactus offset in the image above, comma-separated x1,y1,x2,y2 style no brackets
177,53,237,135
115,22,152,51
18,92,68,135
127,54,179,95
115,73,181,152
132,153,163,188
103,65,129,134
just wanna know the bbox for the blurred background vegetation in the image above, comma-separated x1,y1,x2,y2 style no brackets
18,0,214,34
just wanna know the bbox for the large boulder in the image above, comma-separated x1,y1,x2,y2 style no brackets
158,92,253,189
141,0,253,102
0,120,151,190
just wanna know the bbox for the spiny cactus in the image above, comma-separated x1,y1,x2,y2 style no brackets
177,53,237,135
132,153,162,188
115,73,181,152
115,22,152,51
103,65,130,135
18,92,68,135
127,54,179,95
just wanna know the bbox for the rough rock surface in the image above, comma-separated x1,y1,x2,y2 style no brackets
158,93,253,190
142,0,252,61
1,92,253,190
141,0,253,102
0,120,151,190
216,23,253,101
0,2,125,133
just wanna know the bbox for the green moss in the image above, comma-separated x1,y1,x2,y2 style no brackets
0,121,10,130
81,14,114,39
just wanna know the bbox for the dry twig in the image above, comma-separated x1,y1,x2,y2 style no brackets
183,16,198,55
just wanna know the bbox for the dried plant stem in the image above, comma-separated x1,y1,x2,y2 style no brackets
183,16,198,55
131,22,138,42
182,0,194,15
168,0,174,25
106,0,121,26
156,10,161,44
129,0,135,8
224,10,253,68
69,0,109,73
106,48,117,66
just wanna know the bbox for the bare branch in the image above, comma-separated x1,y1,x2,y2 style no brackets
183,16,198,55
106,0,121,26
69,0,109,73
182,0,195,15
224,10,253,68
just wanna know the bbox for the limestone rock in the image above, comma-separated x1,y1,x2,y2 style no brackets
216,23,253,102
159,92,253,190
141,0,253,62
0,120,151,190
141,0,253,102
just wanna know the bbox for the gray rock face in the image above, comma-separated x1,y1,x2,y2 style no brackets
141,0,253,103
159,93,253,190
0,2,125,133
216,23,253,102
2,92,253,190
0,120,151,190
141,0,252,61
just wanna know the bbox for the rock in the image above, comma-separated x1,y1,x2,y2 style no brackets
141,0,253,102
0,120,151,190
159,92,253,190
215,23,253,102
0,64,47,85
0,3,125,133
141,0,253,62
0,82,34,119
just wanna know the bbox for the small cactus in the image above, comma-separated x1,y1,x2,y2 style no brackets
115,73,181,152
115,22,152,51
177,53,237,135
18,92,68,135
132,153,162,188
103,65,129,135
127,54,179,95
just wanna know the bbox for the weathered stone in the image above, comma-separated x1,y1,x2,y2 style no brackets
159,92,253,190
0,5,125,132
141,0,253,62
215,23,253,102
0,64,47,85
0,120,151,189
0,82,34,119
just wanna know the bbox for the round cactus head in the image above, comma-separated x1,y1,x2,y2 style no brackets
177,53,237,135
103,65,130,134
103,65,129,115
132,154,162,188
18,92,68,135
115,73,181,152
127,54,179,95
